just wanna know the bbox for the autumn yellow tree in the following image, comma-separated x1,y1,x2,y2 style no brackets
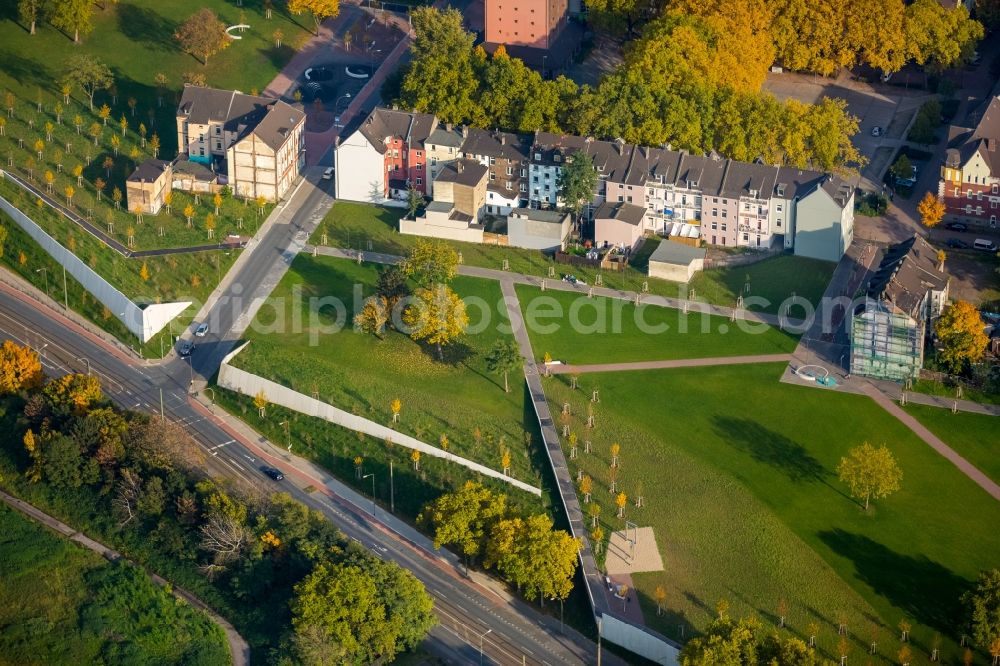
837,442,902,510
0,340,43,394
935,300,989,372
139,261,150,281
588,501,601,527
579,475,593,503
402,284,469,360
288,0,340,35
42,373,102,414
183,204,195,227
390,398,401,423
655,584,667,616
354,295,390,338
439,434,449,451
615,491,628,518
253,390,268,417
411,449,421,470
918,192,946,228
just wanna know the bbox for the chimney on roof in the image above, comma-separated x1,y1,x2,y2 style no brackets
990,138,997,152
446,122,453,132
457,161,464,173
500,134,506,145
462,126,469,138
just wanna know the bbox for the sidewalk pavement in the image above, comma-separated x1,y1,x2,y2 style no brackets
547,354,793,375
872,379,1000,416
859,384,1000,501
308,244,808,330
0,489,250,666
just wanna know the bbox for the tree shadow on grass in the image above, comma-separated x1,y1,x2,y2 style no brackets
817,529,969,636
415,339,475,367
116,4,176,52
259,45,296,72
713,416,828,484
0,50,49,88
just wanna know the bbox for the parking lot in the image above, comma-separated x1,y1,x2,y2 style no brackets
764,69,934,188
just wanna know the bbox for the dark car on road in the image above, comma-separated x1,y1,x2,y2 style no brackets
945,222,968,232
178,341,194,357
260,466,284,481
946,238,970,249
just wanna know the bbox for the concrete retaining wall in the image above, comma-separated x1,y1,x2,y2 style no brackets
601,613,680,666
0,193,190,342
218,342,541,496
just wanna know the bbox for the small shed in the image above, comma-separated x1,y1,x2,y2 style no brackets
647,240,707,282
125,159,172,215
506,208,571,251
594,201,646,250
172,157,220,195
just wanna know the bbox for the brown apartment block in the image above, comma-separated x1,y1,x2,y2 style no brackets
485,0,568,49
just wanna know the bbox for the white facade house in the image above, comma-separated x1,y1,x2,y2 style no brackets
334,127,388,205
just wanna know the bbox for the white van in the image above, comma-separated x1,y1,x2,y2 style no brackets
973,238,998,252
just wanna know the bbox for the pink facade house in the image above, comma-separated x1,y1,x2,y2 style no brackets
594,201,646,249
486,0,569,50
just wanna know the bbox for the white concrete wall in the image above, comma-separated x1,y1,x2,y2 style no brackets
0,184,191,342
218,343,541,496
601,613,680,666
335,131,388,204
648,257,703,282
400,215,485,243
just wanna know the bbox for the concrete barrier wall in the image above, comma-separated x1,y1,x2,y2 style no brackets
218,343,541,496
0,194,190,342
601,613,680,666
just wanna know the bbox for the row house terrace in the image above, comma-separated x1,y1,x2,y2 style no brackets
461,128,533,216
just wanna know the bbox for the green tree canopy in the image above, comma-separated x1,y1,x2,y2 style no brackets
963,569,1000,648
557,151,598,223
484,339,522,393
402,239,459,287
63,55,113,111
836,442,903,510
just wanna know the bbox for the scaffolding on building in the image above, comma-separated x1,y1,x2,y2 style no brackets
850,300,924,381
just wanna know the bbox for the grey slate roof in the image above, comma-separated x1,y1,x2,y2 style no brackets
595,200,646,225
127,159,170,183
176,86,303,150
172,157,217,181
461,128,532,162
359,107,437,155
866,235,948,318
436,159,488,187
251,101,305,151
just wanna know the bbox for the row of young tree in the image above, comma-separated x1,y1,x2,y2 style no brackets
678,573,1000,666
396,8,866,173
0,340,436,664
418,481,579,605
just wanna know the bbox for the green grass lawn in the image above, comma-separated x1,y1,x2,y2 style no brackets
223,254,551,515
910,378,1000,406
513,284,798,365
314,202,836,314
903,404,1000,486
0,1,314,157
0,503,228,665
0,97,274,251
544,363,1000,664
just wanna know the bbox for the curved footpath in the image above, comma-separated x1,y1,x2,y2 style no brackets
0,489,250,666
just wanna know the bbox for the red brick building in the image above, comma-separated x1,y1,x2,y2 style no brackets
485,0,569,50
940,95,1000,229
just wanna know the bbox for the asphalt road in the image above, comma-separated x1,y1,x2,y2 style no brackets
0,284,604,665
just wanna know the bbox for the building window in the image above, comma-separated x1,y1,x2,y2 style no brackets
965,205,972,214
506,181,512,190
392,149,399,158
416,151,422,157
431,157,437,165
722,211,727,218
954,187,961,197
711,221,717,230
416,163,422,171
215,126,221,135
712,208,718,216
490,172,496,181
520,183,527,192
617,195,624,202
416,177,422,185
776,204,783,212
506,166,513,175
777,219,782,227
215,142,221,150
743,233,749,242
721,224,727,232
993,184,999,194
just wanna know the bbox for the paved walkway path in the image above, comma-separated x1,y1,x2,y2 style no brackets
874,380,1000,416
309,244,808,329
546,354,793,376
0,489,250,666
859,384,1000,500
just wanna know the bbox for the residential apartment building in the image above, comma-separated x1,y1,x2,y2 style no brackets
940,95,1000,229
335,107,855,261
851,235,950,381
175,85,305,201
334,107,436,204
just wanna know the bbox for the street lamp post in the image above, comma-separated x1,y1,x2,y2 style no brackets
187,355,194,387
35,268,48,297
76,357,90,375
478,628,493,665
363,473,376,515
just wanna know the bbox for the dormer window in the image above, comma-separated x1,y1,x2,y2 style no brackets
554,154,561,163
534,152,542,161
776,185,786,197
749,189,758,198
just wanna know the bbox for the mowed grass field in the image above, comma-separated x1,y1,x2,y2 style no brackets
0,503,228,665
903,405,1000,486
226,255,549,508
312,202,836,313
513,284,798,365
0,0,313,156
545,363,1000,664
